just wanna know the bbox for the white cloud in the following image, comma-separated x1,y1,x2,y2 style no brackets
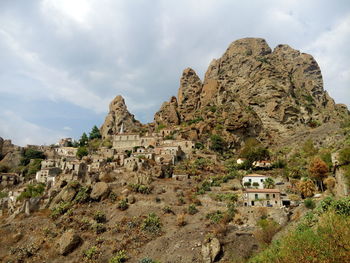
0,28,109,113
0,111,65,146
63,126,72,131
304,15,350,105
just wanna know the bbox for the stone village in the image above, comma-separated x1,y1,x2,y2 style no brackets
0,122,295,219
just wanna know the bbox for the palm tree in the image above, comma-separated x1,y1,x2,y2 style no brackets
263,177,275,189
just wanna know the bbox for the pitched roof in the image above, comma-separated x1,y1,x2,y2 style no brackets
245,189,280,193
244,174,267,178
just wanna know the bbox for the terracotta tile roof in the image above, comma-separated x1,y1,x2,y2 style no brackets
244,174,267,177
245,189,280,193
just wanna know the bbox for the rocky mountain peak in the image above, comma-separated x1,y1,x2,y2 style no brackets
100,95,142,139
154,37,349,147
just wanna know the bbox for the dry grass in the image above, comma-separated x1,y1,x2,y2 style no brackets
176,213,187,227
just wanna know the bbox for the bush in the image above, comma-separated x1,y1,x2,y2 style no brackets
118,199,129,211
188,204,199,215
92,222,107,234
206,210,224,223
142,213,161,233
94,211,107,223
339,146,350,165
0,191,8,198
254,219,281,245
17,183,45,201
162,205,174,214
50,201,72,219
129,184,152,194
209,134,227,153
244,181,251,187
318,196,350,216
109,250,128,263
195,142,204,150
74,186,91,203
20,148,45,166
304,198,316,209
83,246,98,260
249,210,350,263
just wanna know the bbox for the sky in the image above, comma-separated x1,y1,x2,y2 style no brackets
0,0,349,146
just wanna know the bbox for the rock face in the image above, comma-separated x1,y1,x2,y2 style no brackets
58,229,82,255
154,38,348,146
100,95,142,139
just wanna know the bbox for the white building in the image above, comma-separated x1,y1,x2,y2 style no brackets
237,158,247,165
252,160,272,169
242,174,268,189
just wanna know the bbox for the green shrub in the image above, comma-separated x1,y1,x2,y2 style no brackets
94,211,106,223
50,201,72,219
209,134,227,153
206,210,224,223
20,148,45,166
76,146,88,159
109,250,128,263
74,186,91,203
304,198,316,209
212,193,238,202
83,246,98,260
194,142,204,150
0,191,8,198
249,210,350,263
17,183,45,201
92,223,107,234
187,117,204,125
118,199,129,211
188,204,199,215
129,184,152,194
142,213,161,233
162,206,173,214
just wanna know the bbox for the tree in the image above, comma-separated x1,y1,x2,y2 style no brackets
76,146,88,159
297,179,316,198
209,134,227,154
239,138,270,169
263,178,275,189
309,157,329,191
79,132,89,147
89,125,102,140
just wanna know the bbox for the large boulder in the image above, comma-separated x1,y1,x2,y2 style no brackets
90,182,110,200
58,229,82,255
201,237,221,263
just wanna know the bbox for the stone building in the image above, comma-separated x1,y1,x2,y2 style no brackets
0,173,19,187
36,168,62,186
243,189,281,207
113,133,141,150
55,147,78,157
